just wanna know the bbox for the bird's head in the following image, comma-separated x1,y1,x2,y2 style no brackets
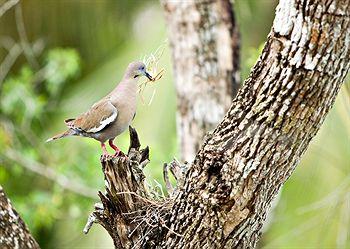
125,61,153,81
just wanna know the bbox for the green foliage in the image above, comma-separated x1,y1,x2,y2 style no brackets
0,47,81,235
1,48,80,124
1,67,44,124
45,49,81,96
242,43,265,80
14,191,60,230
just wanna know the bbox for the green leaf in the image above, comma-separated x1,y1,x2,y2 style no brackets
44,48,81,95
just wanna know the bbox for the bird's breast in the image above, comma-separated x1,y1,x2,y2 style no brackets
110,93,137,134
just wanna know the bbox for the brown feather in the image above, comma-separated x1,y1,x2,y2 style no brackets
72,100,117,132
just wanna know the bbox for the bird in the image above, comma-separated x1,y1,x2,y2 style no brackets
46,61,153,157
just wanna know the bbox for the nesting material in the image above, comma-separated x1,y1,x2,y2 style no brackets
139,45,166,105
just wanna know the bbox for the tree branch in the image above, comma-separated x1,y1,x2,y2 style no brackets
15,3,40,70
0,43,22,92
0,185,40,249
0,0,19,18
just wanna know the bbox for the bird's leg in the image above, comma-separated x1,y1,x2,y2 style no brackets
100,142,110,159
108,139,121,157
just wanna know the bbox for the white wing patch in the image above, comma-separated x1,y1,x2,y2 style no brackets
87,111,118,133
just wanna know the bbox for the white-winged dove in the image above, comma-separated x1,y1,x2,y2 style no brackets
46,61,152,157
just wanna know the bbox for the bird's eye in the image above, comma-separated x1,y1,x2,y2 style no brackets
140,66,145,70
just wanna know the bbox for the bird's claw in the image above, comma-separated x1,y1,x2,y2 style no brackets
113,150,128,159
101,153,113,161
100,151,127,161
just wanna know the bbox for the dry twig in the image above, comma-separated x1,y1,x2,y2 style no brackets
0,0,19,18
15,3,40,69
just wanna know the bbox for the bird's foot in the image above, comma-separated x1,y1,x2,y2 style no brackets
100,142,113,161
112,150,129,160
101,153,113,161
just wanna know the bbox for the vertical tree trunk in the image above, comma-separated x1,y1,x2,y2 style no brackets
0,185,40,249
162,0,240,162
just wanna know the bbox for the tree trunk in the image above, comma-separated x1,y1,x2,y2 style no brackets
162,0,240,162
161,0,350,248
88,0,350,248
0,186,40,249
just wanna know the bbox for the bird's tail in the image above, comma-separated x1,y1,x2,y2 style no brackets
46,129,76,143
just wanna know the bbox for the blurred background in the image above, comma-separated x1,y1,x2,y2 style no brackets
0,0,349,248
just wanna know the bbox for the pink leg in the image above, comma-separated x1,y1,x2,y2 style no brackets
100,142,109,157
109,139,121,156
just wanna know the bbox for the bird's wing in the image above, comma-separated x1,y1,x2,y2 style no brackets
71,100,118,133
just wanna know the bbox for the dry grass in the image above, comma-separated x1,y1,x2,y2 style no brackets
117,177,182,249
138,43,166,105
123,198,181,249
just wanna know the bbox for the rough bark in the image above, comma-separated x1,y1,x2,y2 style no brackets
0,186,40,249
161,0,350,248
162,0,240,162
89,0,350,248
84,127,158,248
85,127,187,248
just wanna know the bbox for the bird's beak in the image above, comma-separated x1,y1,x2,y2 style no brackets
144,71,153,81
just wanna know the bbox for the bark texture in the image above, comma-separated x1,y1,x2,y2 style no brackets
161,0,350,248
85,127,187,248
162,0,240,162
0,186,40,249
90,0,350,248
84,127,162,248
